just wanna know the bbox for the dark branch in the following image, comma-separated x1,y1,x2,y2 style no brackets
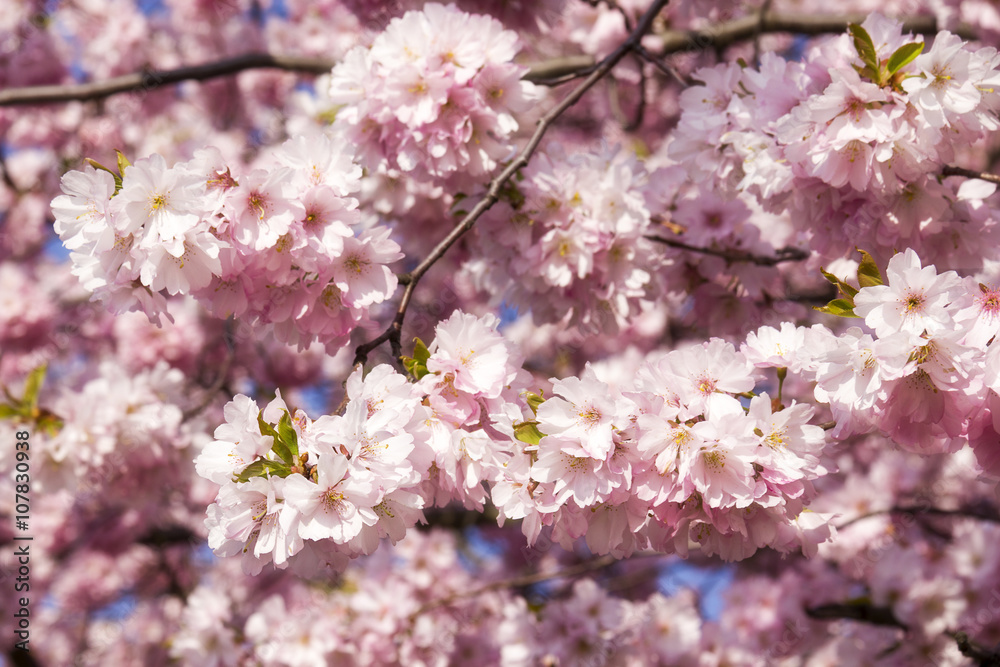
0,53,333,106
942,165,1000,186
646,235,811,266
836,504,1000,530
353,0,671,366
0,13,974,106
658,12,973,55
805,601,908,629
950,631,1000,667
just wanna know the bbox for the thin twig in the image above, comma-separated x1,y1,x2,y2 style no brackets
353,0,671,367
646,235,810,266
942,165,1000,185
634,43,690,86
182,320,236,421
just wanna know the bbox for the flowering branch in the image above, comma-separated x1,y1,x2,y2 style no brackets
0,13,971,107
352,0,672,368
646,235,811,266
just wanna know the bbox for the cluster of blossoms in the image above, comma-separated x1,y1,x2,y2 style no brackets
465,144,670,332
327,2,539,185
196,310,529,573
51,133,402,352
198,309,841,571
494,337,835,562
669,13,1000,267
167,528,706,666
197,367,427,575
803,249,1000,465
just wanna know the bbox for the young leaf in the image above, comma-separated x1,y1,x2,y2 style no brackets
524,391,545,416
848,23,879,74
820,268,859,298
22,364,46,415
115,149,132,175
856,249,884,288
886,41,923,75
276,410,300,461
85,157,125,195
403,338,432,380
0,404,22,419
413,338,430,365
234,459,272,483
513,421,545,446
814,298,860,318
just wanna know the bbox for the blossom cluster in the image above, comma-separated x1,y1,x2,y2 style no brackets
197,309,842,572
802,249,1000,468
670,13,1000,267
52,133,402,352
465,144,670,333
494,338,835,562
196,310,529,573
328,2,539,185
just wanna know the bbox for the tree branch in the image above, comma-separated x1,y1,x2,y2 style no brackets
950,631,1000,667
805,601,908,629
0,13,973,107
657,12,973,55
353,0,671,367
836,504,1000,530
942,165,1000,185
646,235,811,266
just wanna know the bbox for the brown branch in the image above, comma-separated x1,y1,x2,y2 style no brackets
805,601,907,629
0,53,333,106
657,12,974,55
950,631,1000,667
353,0,671,367
646,235,810,266
836,504,1000,530
0,13,974,107
942,165,1000,185
182,320,236,421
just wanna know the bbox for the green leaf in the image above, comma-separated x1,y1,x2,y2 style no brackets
257,410,278,439
413,338,430,365
814,299,860,318
848,23,879,74
22,364,46,414
856,249,884,287
0,404,22,419
524,391,545,416
886,41,923,75
820,267,859,299
513,421,545,446
276,410,300,461
233,458,292,483
115,149,132,175
85,157,124,196
403,338,432,380
234,459,271,483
